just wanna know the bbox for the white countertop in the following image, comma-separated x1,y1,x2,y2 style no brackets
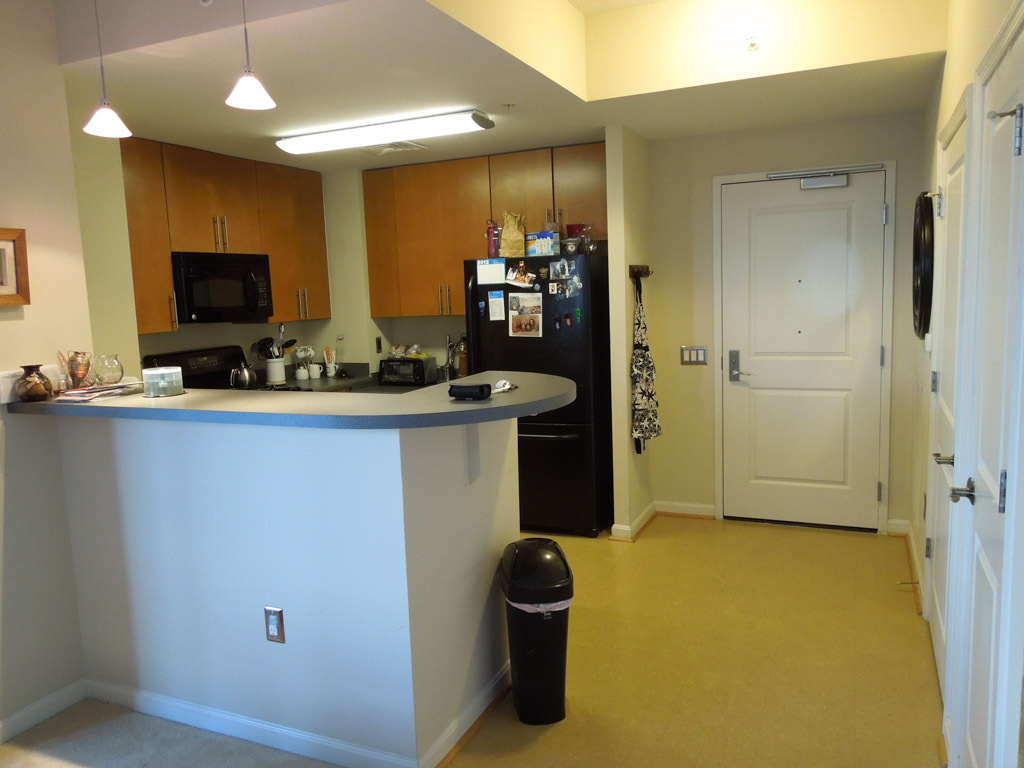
5,371,575,430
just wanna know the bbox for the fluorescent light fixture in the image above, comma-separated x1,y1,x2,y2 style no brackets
226,0,275,110
276,110,495,155
227,68,276,110
83,99,132,138
83,0,131,138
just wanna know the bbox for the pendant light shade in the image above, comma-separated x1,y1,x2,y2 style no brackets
226,67,276,110
83,99,132,138
83,0,131,138
227,0,275,110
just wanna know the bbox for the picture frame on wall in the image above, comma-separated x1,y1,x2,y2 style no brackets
0,227,30,306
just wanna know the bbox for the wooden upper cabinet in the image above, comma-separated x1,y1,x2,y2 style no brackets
553,142,607,239
162,143,261,253
363,169,401,317
257,162,330,322
489,148,553,235
437,156,491,316
394,162,445,317
120,137,176,334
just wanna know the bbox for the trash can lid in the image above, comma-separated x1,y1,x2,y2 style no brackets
499,538,573,603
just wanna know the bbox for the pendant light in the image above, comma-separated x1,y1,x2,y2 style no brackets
226,0,276,110
82,0,131,138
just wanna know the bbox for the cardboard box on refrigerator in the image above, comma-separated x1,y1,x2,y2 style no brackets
525,230,560,256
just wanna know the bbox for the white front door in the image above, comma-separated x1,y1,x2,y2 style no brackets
721,172,887,528
927,116,967,701
949,32,1023,768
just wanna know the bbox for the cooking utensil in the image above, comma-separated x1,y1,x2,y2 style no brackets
255,337,275,358
282,339,297,353
230,362,258,389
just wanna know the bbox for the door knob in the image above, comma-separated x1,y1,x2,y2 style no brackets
949,477,975,505
932,452,955,466
728,350,754,382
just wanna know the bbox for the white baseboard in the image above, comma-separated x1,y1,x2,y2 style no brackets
610,500,656,539
0,680,86,742
418,662,509,768
655,501,717,518
611,501,718,540
84,680,416,768
888,518,910,535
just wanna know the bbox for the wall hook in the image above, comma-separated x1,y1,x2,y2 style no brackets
629,265,652,279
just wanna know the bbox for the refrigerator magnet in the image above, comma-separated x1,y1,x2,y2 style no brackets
564,312,572,327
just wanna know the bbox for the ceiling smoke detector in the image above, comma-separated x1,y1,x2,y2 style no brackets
362,141,428,157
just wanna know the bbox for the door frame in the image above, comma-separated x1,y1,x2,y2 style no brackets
712,163,896,532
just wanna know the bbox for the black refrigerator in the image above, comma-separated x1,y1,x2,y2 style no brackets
464,242,612,537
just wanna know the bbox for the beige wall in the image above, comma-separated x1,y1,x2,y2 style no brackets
427,0,946,104
0,0,86,724
425,0,587,99
68,126,140,377
606,126,656,532
644,113,930,528
586,0,947,100
940,0,1015,124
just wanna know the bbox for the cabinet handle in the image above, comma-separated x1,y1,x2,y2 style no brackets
213,216,221,251
303,287,310,318
221,216,229,251
297,289,303,318
438,284,443,315
446,284,451,315
170,292,179,329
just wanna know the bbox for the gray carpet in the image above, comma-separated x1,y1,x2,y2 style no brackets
0,699,333,767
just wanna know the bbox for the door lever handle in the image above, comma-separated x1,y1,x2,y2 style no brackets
949,477,975,505
932,452,955,466
728,350,754,382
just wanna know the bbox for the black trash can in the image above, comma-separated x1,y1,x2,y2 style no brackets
499,537,574,725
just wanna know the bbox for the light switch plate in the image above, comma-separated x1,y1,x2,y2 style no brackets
680,346,708,365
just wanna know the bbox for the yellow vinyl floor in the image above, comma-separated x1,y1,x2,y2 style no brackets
1,516,942,768
451,515,943,768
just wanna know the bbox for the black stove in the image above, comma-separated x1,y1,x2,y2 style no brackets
142,345,305,391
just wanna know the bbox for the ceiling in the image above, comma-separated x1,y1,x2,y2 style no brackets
59,0,944,174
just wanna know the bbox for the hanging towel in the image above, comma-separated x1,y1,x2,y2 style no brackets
631,275,662,453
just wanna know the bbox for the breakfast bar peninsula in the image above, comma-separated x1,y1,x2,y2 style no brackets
6,371,574,768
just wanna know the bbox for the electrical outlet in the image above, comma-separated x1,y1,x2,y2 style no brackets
264,607,285,643
375,336,382,354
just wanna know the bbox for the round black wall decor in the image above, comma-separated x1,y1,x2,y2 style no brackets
913,192,934,340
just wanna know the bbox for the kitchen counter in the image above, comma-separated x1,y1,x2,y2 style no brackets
3,368,569,768
6,370,574,430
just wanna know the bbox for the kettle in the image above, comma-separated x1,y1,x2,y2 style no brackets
230,362,258,389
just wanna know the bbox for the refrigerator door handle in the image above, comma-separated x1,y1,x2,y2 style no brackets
519,433,581,441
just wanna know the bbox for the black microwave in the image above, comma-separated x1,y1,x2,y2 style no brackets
172,252,273,324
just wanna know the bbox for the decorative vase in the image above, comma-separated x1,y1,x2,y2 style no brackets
15,365,53,402
93,354,124,384
67,351,91,388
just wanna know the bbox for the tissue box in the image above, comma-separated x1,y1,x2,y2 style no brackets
525,231,560,257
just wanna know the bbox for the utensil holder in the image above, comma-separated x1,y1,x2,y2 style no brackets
266,358,286,385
